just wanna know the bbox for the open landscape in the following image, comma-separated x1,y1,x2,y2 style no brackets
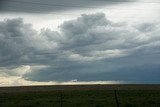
1,1,160,107
0,84,160,107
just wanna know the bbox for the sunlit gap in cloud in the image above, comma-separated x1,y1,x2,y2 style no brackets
95,0,160,23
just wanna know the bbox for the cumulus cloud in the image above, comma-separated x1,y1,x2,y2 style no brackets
0,13,160,85
0,18,58,67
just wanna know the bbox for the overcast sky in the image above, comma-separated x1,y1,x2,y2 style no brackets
0,0,160,86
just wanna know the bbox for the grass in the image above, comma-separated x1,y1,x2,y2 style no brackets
0,89,160,107
118,90,160,107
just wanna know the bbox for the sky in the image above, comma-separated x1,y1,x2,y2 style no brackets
0,0,160,86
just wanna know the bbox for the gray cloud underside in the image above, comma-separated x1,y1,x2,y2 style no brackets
0,0,136,13
0,13,160,83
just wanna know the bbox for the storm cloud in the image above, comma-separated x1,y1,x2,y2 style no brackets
0,0,137,13
0,13,160,84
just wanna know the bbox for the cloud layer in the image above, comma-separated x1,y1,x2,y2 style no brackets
0,13,160,85
0,0,137,13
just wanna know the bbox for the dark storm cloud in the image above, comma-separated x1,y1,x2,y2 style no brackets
0,13,160,83
24,47,160,83
24,62,160,84
0,0,137,13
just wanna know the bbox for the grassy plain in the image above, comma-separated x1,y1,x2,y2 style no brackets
0,85,160,107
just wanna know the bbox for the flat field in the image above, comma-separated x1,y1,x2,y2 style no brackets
0,85,160,107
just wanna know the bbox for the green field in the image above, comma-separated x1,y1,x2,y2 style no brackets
0,85,160,107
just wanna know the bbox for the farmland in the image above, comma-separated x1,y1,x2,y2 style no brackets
0,84,160,107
